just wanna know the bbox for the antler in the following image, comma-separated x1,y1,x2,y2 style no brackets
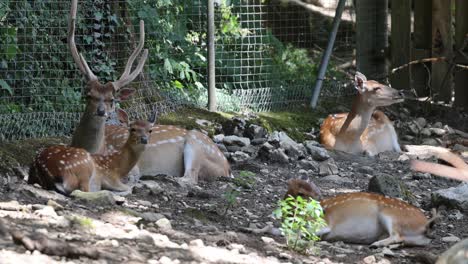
68,0,98,81
411,150,468,182
111,20,149,91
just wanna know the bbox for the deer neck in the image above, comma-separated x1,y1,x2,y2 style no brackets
338,96,375,141
71,106,106,154
106,142,145,180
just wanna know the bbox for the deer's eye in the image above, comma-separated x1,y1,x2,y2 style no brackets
130,128,136,132
149,129,153,133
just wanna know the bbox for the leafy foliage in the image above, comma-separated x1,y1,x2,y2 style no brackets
273,195,326,254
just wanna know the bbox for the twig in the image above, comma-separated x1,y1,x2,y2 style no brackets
391,57,447,74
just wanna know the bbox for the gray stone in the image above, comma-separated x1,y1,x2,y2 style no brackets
430,127,447,137
213,134,225,143
433,122,443,128
140,212,165,222
277,132,306,160
156,218,172,230
322,175,353,184
442,235,461,243
70,190,116,206
415,117,427,129
244,124,267,139
195,119,212,127
269,149,289,164
304,142,330,161
298,159,319,170
241,145,257,155
226,145,242,153
19,185,67,202
141,180,163,195
436,238,468,264
319,159,339,176
407,122,421,135
357,166,374,174
421,128,432,137
231,151,250,163
223,135,250,147
413,172,432,180
216,143,228,153
251,138,267,145
421,138,440,146
432,184,468,212
368,173,405,198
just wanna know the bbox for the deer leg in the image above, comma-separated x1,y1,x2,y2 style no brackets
88,171,101,192
178,142,200,186
370,213,403,248
401,235,431,246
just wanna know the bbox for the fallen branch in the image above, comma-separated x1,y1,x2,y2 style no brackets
391,57,447,74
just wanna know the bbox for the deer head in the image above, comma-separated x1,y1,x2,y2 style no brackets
354,72,405,107
125,110,157,151
68,0,148,118
284,177,322,200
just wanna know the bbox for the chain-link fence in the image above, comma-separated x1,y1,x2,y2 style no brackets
0,0,358,141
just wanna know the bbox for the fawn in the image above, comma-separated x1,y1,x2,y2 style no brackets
285,179,437,247
29,114,156,195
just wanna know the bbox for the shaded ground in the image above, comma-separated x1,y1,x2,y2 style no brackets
0,102,467,263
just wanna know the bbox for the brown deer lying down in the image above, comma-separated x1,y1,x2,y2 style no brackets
29,114,156,195
320,72,405,156
285,179,438,247
411,149,468,182
104,109,231,185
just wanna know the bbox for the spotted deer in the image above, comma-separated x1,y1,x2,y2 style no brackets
320,72,405,156
68,0,147,154
29,114,156,195
285,179,438,247
105,117,231,185
411,149,468,182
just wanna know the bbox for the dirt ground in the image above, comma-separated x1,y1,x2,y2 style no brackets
0,102,467,264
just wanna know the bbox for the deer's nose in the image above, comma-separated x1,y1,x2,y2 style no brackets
140,136,148,144
96,107,106,116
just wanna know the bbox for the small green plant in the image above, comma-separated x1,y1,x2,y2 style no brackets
273,195,326,254
233,170,256,189
222,186,240,215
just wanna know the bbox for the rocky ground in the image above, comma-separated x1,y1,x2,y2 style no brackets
0,102,467,264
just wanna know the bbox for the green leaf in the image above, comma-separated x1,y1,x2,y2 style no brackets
0,79,13,95
94,12,103,21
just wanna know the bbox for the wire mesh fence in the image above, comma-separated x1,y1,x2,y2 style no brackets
0,0,358,141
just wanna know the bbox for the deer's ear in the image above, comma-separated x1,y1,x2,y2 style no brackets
116,108,129,126
355,72,367,93
117,88,135,101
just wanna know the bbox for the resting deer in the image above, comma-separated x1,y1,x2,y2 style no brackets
29,114,156,195
105,112,231,185
320,72,405,156
68,0,147,155
411,149,468,182
285,179,437,247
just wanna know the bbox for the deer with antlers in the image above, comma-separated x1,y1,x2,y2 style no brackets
68,0,148,155
320,72,405,156
29,113,156,195
284,178,438,247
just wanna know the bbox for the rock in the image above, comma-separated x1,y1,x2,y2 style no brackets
432,183,468,212
448,210,464,220
0,200,30,211
251,138,267,145
141,180,163,195
241,145,257,155
319,159,339,176
189,239,204,247
139,212,165,222
223,135,250,147
34,206,58,219
269,149,289,164
70,190,116,206
407,122,421,135
421,138,440,146
442,235,461,243
415,117,427,128
322,175,353,184
222,117,246,136
420,128,432,137
267,131,281,145
231,151,250,163
436,238,468,264
304,141,330,161
217,143,228,153
433,121,443,128
357,166,374,174
46,200,64,211
429,127,447,137
261,237,275,244
244,124,267,139
213,134,225,143
195,119,212,127
277,132,306,160
156,218,172,231
413,172,432,180
257,142,275,161
368,173,405,198
19,185,67,202
298,159,319,170
226,145,242,153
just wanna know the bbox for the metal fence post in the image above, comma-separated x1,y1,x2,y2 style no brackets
207,0,217,111
310,0,346,108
